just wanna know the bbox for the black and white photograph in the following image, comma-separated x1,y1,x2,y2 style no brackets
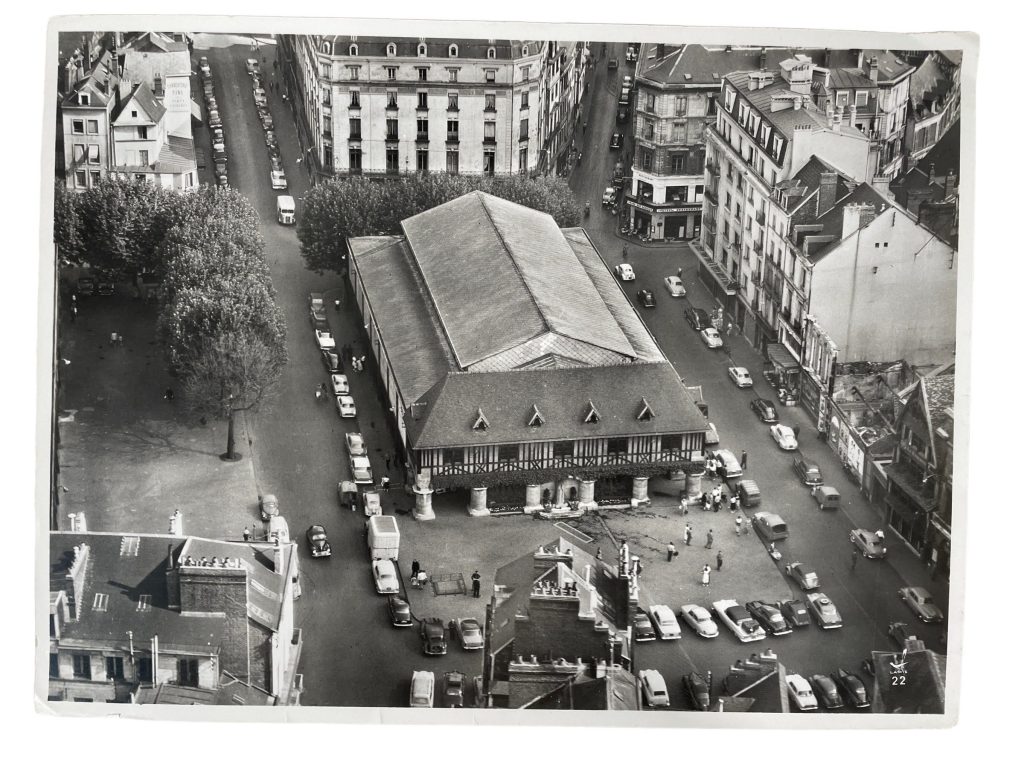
31,7,981,737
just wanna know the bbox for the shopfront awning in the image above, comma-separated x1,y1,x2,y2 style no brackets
766,343,800,371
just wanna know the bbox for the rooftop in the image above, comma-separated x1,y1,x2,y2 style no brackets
112,81,167,125
637,45,857,87
61,49,120,108
311,35,543,60
921,373,955,430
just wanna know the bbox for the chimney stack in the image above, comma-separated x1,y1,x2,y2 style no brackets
842,202,878,238
831,110,842,132
759,48,767,71
824,48,832,67
928,163,937,186
817,172,839,216
847,104,857,127
944,170,958,198
869,57,879,83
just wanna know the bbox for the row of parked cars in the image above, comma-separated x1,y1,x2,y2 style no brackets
244,58,287,190
198,56,228,186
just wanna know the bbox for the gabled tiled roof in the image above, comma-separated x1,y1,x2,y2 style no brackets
153,135,196,174
113,81,166,125
828,68,875,89
921,373,955,430
124,31,189,53
908,54,954,110
61,50,119,108
784,155,855,214
861,50,916,82
800,183,891,264
401,192,636,368
405,362,706,449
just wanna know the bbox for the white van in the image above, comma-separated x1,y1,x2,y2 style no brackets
410,671,434,707
277,195,295,225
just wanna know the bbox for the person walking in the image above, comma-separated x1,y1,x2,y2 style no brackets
703,494,712,512
70,304,78,323
243,526,251,542
701,564,711,589
385,454,392,471
850,550,858,571
793,425,801,440
684,524,693,546
471,569,481,598
735,515,744,536
667,542,678,562
740,450,748,469
716,550,724,571
729,494,739,512
412,560,421,579
705,529,714,549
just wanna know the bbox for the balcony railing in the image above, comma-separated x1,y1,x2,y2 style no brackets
385,132,399,141
704,187,718,205
446,133,460,143
415,133,429,143
752,238,763,254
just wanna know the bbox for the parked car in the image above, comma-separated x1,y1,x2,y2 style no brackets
745,600,792,635
253,88,268,106
793,455,823,486
331,374,350,395
260,113,274,131
633,610,657,642
640,669,670,708
76,276,95,296
622,74,633,89
752,512,788,541
208,110,222,128
387,595,413,627
807,592,843,629
602,187,617,207
832,668,870,708
784,562,820,590
214,160,228,177
608,57,619,70
750,397,778,423
704,422,720,446
679,604,719,638
685,306,711,331
441,671,465,708
409,670,434,707
898,586,944,623
770,424,799,450
776,599,811,628
345,432,367,456
786,674,818,711
728,366,753,387
245,57,260,75
270,170,288,190
420,617,448,656
614,263,635,281
625,45,638,62
259,493,280,521
349,455,373,485
649,604,682,640
809,674,843,709
811,485,842,510
737,479,761,507
663,276,686,296
850,528,887,559
336,395,357,418
712,449,743,479
315,329,336,350
888,621,922,649
450,617,484,650
270,154,285,173
637,289,656,308
305,524,331,558
322,349,341,372
681,672,710,711
700,326,723,349
96,281,115,296
712,599,766,643
372,559,400,594
265,130,278,147
609,132,624,150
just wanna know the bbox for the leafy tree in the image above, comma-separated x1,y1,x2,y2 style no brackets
53,184,84,265
298,175,582,273
180,328,287,461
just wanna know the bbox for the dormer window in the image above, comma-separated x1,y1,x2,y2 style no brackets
322,42,330,54
472,408,489,431
386,42,397,57
487,46,496,60
349,44,358,56
78,93,90,106
772,135,783,160
522,44,529,57
636,398,655,421
527,404,545,427
417,42,427,57
583,400,601,424
724,87,736,112
449,44,458,58
855,90,868,107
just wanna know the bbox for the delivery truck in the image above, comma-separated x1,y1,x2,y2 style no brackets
367,514,400,560
277,195,296,225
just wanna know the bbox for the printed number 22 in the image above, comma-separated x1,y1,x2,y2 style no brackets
891,675,906,686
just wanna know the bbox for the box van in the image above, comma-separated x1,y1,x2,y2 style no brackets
409,671,434,707
277,195,295,225
811,485,841,510
752,512,788,541
738,479,761,508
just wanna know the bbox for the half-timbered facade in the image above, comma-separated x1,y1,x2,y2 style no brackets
348,191,707,517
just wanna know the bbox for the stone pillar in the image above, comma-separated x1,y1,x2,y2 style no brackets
578,479,597,511
168,509,183,536
524,484,543,513
467,486,490,517
685,470,704,501
631,476,650,507
414,487,435,521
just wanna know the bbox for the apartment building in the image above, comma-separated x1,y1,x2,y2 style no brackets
904,51,961,164
281,36,586,178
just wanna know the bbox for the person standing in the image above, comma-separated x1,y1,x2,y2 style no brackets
684,524,693,546
705,529,714,549
243,526,251,542
740,450,748,469
471,569,481,598
850,550,858,571
70,304,78,323
716,551,724,571
667,542,678,562
701,564,711,589
385,454,392,471
412,559,421,579
735,515,744,535
793,425,801,440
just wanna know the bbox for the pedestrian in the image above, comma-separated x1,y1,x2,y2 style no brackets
472,569,481,597
352,355,358,371
705,530,714,549
71,293,77,304
684,524,693,546
730,495,739,512
667,542,678,562
703,495,712,512
596,547,603,561
851,550,858,571
412,559,421,579
334,298,341,311
716,550,724,571
740,450,748,469
163,387,175,401
735,515,743,535
243,526,250,541
622,245,628,260
677,267,684,278
793,425,801,439
726,322,733,335
382,476,391,492
70,304,78,322
701,564,711,589
110,331,118,346
385,454,391,471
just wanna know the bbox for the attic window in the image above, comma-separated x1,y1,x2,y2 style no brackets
321,42,330,54
119,536,140,557
79,93,90,106
92,593,109,612
487,46,496,59
349,44,358,56
449,44,458,58
528,404,545,427
724,87,736,112
386,43,397,57
583,400,601,424
417,43,427,57
636,398,655,421
472,408,489,431
522,44,529,57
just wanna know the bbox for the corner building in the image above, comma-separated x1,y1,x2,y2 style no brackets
348,192,707,516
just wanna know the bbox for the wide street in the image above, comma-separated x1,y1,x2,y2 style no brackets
191,37,947,710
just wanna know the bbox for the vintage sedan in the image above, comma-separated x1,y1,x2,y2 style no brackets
681,672,710,711
685,306,711,331
420,617,448,656
349,455,373,485
602,187,617,207
786,674,818,711
259,493,280,521
345,432,367,457
745,600,792,636
850,528,887,559
793,456,824,486
784,562,820,590
832,668,870,708
362,491,383,517
728,366,753,387
898,586,944,623
305,525,331,558
331,374,350,395
776,599,811,629
609,132,624,150
649,604,682,640
450,617,485,650
769,424,799,451
637,289,656,308
712,599,766,643
807,592,843,629
315,329,336,350
679,604,719,639
750,397,778,424
633,610,657,642
441,671,465,708
245,57,260,74
809,674,844,709
336,395,357,418
614,263,635,281
712,449,744,480
700,326,723,349
663,276,686,296
270,170,288,190
387,595,413,627
640,669,670,708
260,113,274,131
372,558,400,594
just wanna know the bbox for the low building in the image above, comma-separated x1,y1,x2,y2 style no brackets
483,539,640,709
348,191,707,516
48,530,302,705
